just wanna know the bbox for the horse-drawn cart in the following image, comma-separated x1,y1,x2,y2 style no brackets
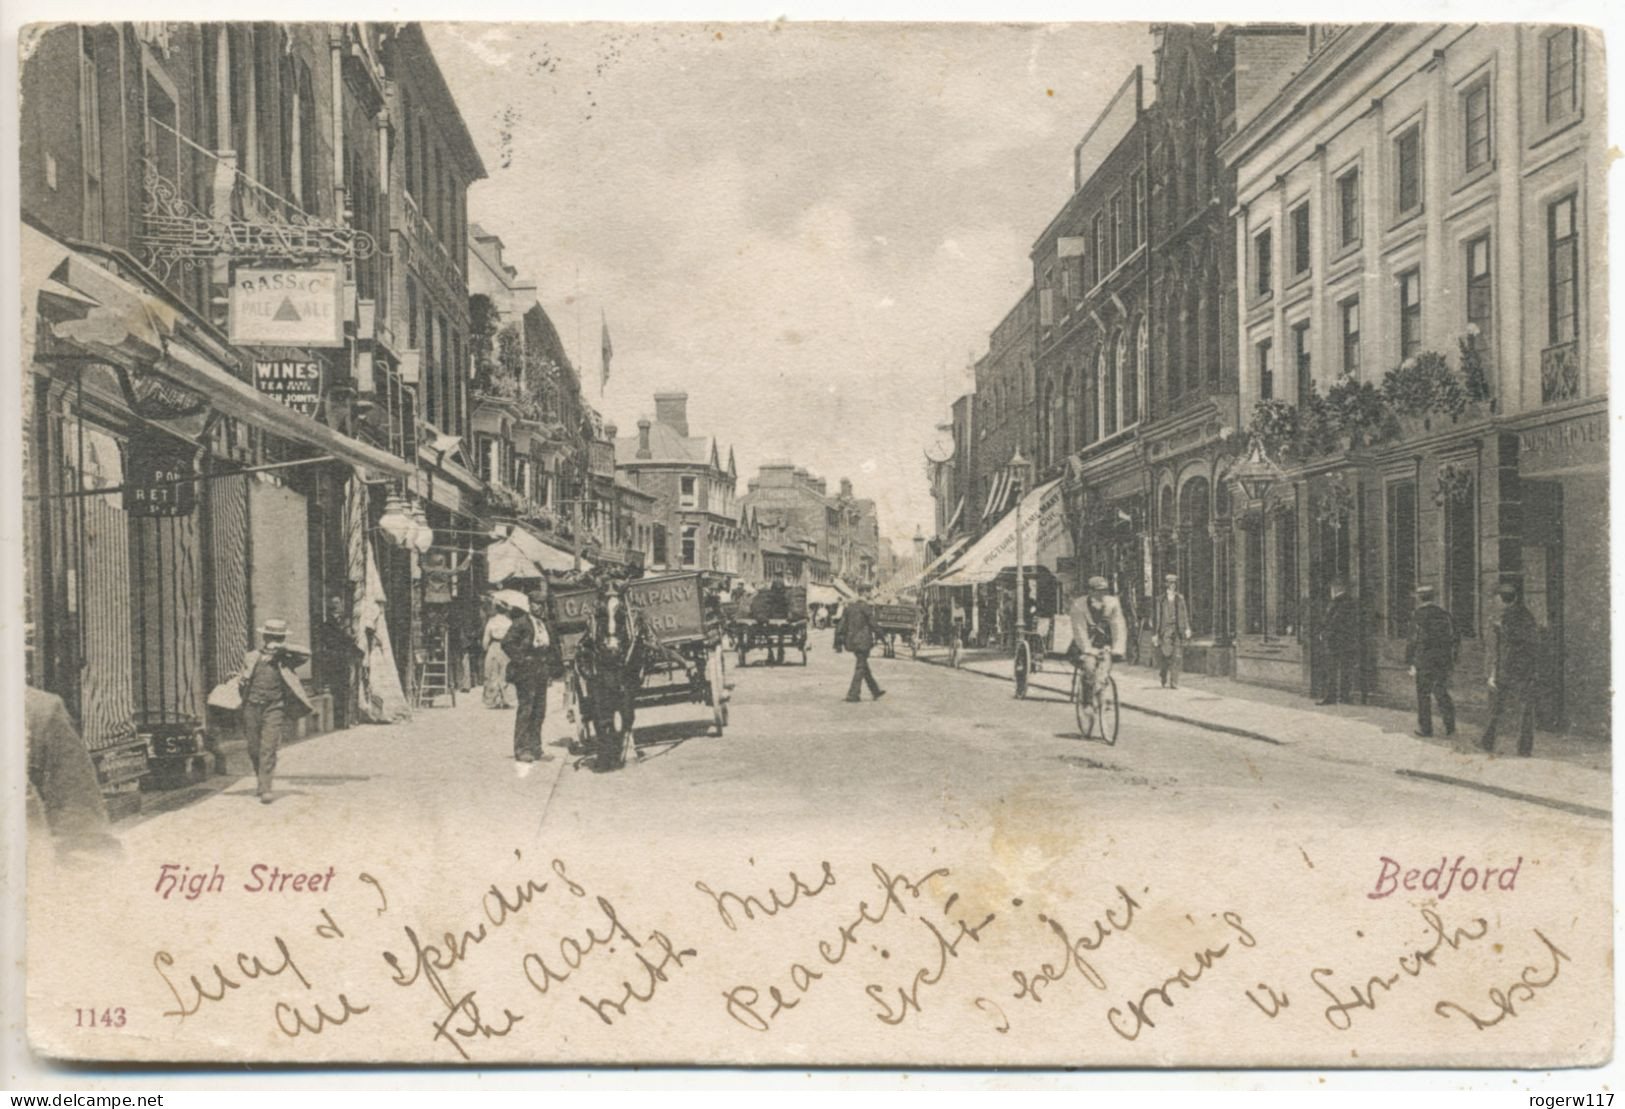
873,602,921,659
624,571,729,739
733,584,809,667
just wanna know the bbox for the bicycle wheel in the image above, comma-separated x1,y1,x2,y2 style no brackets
949,635,959,669
1095,676,1120,746
1072,667,1092,737
1013,641,1030,699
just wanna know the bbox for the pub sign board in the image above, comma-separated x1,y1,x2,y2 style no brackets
228,264,344,348
124,436,196,517
254,359,323,416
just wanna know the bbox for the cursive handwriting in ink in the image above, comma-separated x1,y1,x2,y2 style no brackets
1011,884,1140,1002
865,887,995,1026
695,860,837,931
1107,911,1256,1042
975,996,1011,1033
520,895,640,997
153,936,311,1023
359,872,388,915
579,929,699,1025
1245,981,1290,1018
274,993,371,1038
1310,906,1490,1031
1434,928,1570,1030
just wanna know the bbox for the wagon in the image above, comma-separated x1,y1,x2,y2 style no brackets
623,571,729,739
547,583,601,751
733,584,809,667
873,602,921,659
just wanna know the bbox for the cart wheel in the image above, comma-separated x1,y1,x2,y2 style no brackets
1014,641,1031,699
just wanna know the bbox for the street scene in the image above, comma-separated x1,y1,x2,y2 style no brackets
17,20,1610,1069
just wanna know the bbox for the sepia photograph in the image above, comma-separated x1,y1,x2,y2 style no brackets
8,10,1616,1079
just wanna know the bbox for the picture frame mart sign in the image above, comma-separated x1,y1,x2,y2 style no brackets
229,265,344,348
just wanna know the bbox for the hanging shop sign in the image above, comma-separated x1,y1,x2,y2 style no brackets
124,436,196,517
254,359,323,416
229,265,345,348
142,215,378,263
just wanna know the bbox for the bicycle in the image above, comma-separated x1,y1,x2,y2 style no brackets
1070,650,1120,745
1012,629,1044,699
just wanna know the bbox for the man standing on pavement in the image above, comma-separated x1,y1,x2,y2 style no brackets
1405,584,1458,738
838,583,885,703
236,618,314,804
316,593,362,730
1481,579,1541,757
501,589,553,771
1152,573,1192,689
1068,576,1129,704
1318,577,1360,705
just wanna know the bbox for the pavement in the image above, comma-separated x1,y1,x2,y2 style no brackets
913,642,1611,821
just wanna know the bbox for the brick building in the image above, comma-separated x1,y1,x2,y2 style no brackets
613,392,744,577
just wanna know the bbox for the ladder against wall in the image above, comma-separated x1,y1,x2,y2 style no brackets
414,626,456,709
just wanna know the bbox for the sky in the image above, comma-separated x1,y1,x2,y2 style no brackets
428,22,1158,547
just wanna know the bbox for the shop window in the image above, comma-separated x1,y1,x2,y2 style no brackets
1386,479,1417,638
1444,478,1477,637
1243,518,1264,635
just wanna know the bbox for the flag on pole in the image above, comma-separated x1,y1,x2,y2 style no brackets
599,311,612,395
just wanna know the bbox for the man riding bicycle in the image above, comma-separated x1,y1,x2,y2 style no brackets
1067,575,1129,704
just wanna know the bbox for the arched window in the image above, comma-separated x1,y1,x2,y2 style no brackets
1116,330,1132,431
1060,365,1074,457
1101,342,1117,438
1186,288,1204,394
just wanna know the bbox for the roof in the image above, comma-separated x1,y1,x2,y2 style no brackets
392,25,487,182
614,422,715,467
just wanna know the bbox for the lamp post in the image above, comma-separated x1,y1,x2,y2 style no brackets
1229,435,1285,637
1008,447,1033,649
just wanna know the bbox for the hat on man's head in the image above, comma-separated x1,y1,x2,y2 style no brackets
1164,573,1179,583
1087,575,1109,591
528,589,549,607
1414,584,1436,600
259,618,289,639
1496,578,1521,599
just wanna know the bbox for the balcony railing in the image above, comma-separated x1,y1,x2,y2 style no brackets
400,193,464,309
1541,341,1580,405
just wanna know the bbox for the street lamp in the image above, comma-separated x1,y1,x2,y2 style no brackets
1008,447,1034,652
378,493,415,548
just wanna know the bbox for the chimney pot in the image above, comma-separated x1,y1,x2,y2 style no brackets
636,419,652,459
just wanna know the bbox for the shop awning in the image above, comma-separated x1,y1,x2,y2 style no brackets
933,478,1073,586
900,535,971,592
944,496,965,534
807,583,842,606
486,524,591,582
831,577,857,599
22,223,414,482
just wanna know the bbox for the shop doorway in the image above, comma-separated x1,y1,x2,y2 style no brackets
1307,511,1352,700
1521,480,1566,730
1178,477,1213,637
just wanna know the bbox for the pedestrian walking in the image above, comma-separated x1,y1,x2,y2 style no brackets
1317,578,1360,705
1405,584,1458,737
482,597,513,709
1152,573,1192,688
26,686,121,857
1481,579,1541,757
501,589,553,770
235,618,314,804
837,583,885,703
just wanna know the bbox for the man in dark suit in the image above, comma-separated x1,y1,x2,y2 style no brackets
1405,584,1458,737
1151,573,1192,689
1318,578,1360,705
1481,579,1540,757
502,589,553,770
838,584,885,703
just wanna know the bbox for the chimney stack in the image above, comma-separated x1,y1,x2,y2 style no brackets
636,419,652,459
605,422,618,441
840,477,853,498
654,392,689,437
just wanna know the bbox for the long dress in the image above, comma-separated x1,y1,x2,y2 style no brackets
482,613,512,708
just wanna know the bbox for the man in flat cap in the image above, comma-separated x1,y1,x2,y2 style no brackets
1481,578,1540,756
1069,575,1128,708
501,587,554,771
1152,572,1192,689
1405,584,1458,738
235,618,314,804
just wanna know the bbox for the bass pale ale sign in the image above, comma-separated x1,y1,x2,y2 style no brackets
229,264,345,348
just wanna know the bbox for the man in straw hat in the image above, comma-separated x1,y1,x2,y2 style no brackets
501,586,554,773
1405,584,1458,738
235,617,314,804
1068,575,1128,702
1152,572,1192,689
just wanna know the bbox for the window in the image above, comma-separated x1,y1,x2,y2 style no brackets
1110,192,1123,270
1089,213,1104,287
1102,345,1118,437
1398,268,1422,360
1254,229,1273,297
406,278,419,347
1444,476,1477,637
79,30,103,240
422,296,437,423
1395,124,1422,217
1463,79,1492,172
1544,27,1578,124
1341,297,1361,377
1292,320,1312,401
680,475,698,508
1130,171,1145,247
1336,167,1361,248
1386,480,1418,638
1256,339,1274,400
1243,519,1264,635
1061,262,1074,304
1547,194,1578,345
1465,235,1493,351
1275,511,1298,636
652,525,667,566
1290,202,1311,276
1096,211,1110,279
